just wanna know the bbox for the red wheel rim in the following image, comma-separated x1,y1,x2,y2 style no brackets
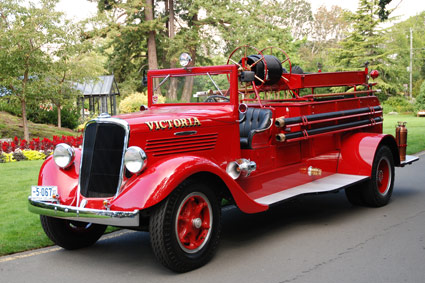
376,157,391,195
175,192,212,253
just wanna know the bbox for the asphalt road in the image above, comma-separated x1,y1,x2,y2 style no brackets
2,153,425,283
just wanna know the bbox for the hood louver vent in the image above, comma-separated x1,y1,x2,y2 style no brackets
146,133,218,157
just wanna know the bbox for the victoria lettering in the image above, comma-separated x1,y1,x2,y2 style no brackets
145,117,201,131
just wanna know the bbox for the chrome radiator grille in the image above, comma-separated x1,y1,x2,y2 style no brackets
80,120,128,198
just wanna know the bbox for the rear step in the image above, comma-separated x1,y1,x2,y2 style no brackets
255,174,369,205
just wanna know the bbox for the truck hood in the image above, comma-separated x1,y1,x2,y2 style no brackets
115,105,236,134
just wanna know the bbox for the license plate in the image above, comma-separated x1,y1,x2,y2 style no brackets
31,186,58,201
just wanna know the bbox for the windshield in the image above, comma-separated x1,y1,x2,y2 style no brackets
151,72,230,104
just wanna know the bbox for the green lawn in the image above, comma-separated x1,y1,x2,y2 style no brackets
383,114,425,155
0,160,52,255
0,160,118,256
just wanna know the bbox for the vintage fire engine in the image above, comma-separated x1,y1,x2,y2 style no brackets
29,46,418,272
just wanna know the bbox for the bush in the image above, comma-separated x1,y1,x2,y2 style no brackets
382,96,414,114
0,98,79,129
119,92,148,114
27,105,79,129
415,81,425,112
119,92,165,114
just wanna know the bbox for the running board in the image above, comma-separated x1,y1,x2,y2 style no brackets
399,155,419,167
255,174,369,205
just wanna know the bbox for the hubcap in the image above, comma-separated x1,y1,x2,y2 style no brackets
175,192,213,253
376,157,391,195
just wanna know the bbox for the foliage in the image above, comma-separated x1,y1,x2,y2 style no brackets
119,91,164,113
382,96,414,113
0,0,64,139
298,5,352,72
330,0,399,98
27,105,80,130
0,0,105,136
415,81,425,111
0,98,79,129
0,111,77,141
385,12,425,97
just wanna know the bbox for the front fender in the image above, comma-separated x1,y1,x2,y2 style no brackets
38,152,80,206
338,133,399,176
110,156,268,213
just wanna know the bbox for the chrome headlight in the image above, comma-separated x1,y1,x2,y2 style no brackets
53,143,75,169
124,146,147,174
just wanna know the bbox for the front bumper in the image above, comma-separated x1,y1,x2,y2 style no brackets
28,197,140,227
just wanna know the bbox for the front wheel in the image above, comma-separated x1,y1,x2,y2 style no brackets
40,216,107,250
149,180,221,272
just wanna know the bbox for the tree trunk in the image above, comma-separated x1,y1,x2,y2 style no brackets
57,103,62,129
181,47,197,102
145,0,158,70
21,98,29,140
167,0,178,101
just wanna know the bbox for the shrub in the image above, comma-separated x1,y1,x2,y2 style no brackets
415,81,425,112
382,96,414,114
119,92,165,114
22,150,47,161
0,98,79,129
13,150,27,161
27,105,79,129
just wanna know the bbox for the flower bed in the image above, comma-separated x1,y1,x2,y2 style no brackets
0,135,82,163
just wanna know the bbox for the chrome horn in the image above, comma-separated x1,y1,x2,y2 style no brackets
226,159,257,179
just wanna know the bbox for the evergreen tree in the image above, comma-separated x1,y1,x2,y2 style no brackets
331,0,399,97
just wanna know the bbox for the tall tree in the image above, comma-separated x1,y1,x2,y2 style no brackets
331,0,398,96
145,0,158,70
46,20,105,128
384,11,425,97
0,0,63,140
298,5,352,72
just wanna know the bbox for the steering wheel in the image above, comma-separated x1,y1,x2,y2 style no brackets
204,95,230,103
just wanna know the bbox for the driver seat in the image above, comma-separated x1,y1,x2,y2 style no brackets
239,107,272,149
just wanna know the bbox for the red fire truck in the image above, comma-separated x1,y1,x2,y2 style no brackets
29,46,418,272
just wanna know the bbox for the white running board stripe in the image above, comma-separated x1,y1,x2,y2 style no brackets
255,174,369,205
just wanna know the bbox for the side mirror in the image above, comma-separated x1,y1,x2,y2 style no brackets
240,71,255,82
141,70,148,87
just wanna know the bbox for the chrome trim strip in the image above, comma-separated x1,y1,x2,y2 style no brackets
28,197,139,227
78,117,130,206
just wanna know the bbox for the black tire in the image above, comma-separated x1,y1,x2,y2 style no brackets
345,183,365,206
292,65,304,74
40,216,107,250
362,146,395,207
149,180,221,272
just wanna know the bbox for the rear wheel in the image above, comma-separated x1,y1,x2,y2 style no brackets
345,145,394,207
40,216,107,250
362,146,394,207
150,180,221,272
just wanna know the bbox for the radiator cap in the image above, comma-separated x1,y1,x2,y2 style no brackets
98,113,111,118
